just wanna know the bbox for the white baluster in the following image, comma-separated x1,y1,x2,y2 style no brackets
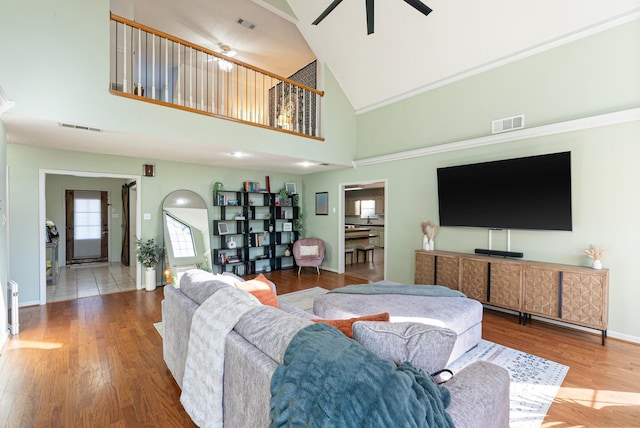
152,33,156,99
164,39,169,102
123,23,128,93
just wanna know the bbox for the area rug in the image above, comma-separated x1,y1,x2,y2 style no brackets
447,339,568,428
153,287,568,428
277,287,329,312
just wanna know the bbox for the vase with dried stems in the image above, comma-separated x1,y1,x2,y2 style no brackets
421,220,439,251
584,245,606,269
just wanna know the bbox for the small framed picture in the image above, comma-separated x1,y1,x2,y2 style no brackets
315,192,328,215
218,222,229,235
285,182,297,194
283,222,293,232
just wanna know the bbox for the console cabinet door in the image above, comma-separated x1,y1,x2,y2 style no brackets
489,262,522,310
561,271,608,330
436,255,460,290
523,267,560,319
414,252,435,285
461,258,488,302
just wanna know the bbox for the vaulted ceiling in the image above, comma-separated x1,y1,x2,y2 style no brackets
4,0,640,173
117,0,640,112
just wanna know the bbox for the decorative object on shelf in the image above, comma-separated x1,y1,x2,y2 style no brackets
285,182,297,195
284,247,291,257
315,192,328,215
421,220,439,251
218,222,229,235
283,222,293,232
584,246,606,269
136,238,162,291
278,186,292,206
213,182,224,200
227,238,237,249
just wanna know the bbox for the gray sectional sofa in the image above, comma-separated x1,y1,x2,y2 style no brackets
162,271,510,427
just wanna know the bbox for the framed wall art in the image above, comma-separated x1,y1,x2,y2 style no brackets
315,192,328,215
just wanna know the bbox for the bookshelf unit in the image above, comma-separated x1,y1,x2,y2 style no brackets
213,191,299,276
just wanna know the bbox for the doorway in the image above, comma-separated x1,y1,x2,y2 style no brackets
339,180,387,281
39,169,142,305
65,190,109,264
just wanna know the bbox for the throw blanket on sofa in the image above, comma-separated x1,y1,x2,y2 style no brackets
270,323,454,428
329,282,466,298
181,286,260,428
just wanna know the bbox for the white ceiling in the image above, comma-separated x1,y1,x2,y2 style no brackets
4,0,640,174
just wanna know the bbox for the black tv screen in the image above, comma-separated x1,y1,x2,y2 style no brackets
437,152,572,231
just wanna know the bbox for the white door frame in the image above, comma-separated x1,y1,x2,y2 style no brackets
337,179,388,278
39,169,142,304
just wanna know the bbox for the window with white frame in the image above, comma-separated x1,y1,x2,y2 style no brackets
360,200,378,220
166,214,196,257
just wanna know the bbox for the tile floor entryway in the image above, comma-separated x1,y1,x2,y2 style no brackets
47,262,137,303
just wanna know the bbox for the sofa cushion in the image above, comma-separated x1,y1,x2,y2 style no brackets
235,277,279,308
233,306,312,364
352,321,456,375
311,312,390,338
180,270,232,305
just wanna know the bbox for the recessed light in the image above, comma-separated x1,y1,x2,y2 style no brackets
299,161,316,167
229,152,247,158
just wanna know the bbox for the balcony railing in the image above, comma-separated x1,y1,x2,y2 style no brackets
109,13,324,140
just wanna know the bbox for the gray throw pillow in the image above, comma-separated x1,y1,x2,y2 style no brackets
352,321,457,374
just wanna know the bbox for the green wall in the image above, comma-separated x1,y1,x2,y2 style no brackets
301,19,640,341
8,144,302,305
355,19,640,159
0,120,8,343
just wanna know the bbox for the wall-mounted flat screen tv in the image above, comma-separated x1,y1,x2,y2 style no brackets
437,151,572,231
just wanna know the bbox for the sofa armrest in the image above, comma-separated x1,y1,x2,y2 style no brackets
352,321,456,374
445,361,510,428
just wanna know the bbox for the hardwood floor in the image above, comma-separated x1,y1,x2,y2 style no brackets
1,270,638,427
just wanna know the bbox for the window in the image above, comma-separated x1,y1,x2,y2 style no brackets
360,200,378,219
74,192,101,240
166,214,196,257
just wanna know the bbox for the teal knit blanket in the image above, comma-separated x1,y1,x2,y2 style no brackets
269,323,455,428
328,282,466,298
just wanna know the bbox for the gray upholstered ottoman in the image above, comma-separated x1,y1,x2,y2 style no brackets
313,283,483,364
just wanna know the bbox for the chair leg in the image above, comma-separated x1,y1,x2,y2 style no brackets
316,266,320,275
298,266,301,276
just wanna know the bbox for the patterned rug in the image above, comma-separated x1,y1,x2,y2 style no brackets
155,286,568,428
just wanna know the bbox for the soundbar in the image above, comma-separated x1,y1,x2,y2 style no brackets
474,248,524,258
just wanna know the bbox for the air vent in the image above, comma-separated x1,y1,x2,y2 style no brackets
492,115,525,134
59,123,102,132
237,18,256,29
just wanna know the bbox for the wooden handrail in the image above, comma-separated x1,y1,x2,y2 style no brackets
110,12,324,97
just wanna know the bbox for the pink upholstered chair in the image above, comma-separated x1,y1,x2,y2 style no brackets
292,238,325,275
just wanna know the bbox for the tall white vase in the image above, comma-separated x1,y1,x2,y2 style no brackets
145,267,157,291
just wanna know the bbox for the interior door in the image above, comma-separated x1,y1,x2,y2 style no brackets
121,182,135,266
65,190,109,264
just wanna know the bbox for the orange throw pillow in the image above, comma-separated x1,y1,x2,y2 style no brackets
235,276,279,308
311,312,390,338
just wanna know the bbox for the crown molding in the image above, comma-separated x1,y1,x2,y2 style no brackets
355,9,640,115
351,108,640,168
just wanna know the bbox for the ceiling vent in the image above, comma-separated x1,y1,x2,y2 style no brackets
59,123,102,132
492,114,525,134
237,18,256,29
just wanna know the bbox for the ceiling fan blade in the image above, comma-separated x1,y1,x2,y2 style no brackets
312,0,345,25
403,0,433,17
366,0,374,34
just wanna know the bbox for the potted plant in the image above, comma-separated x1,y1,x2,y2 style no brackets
137,238,162,291
278,186,292,206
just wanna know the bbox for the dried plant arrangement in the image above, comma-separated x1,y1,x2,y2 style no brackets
421,220,439,239
584,246,606,260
